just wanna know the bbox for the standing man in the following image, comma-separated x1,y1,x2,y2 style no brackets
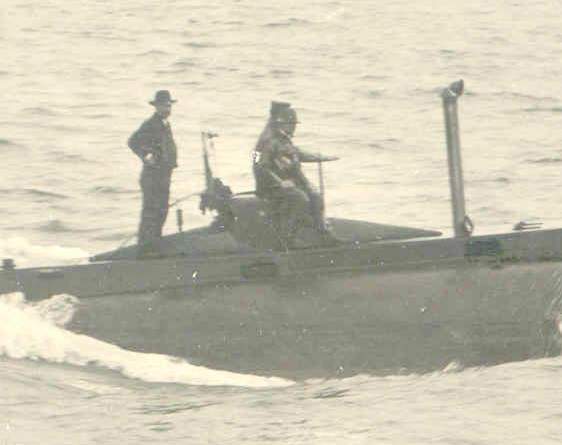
128,90,178,256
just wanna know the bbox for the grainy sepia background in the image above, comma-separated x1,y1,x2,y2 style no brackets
2,1,562,443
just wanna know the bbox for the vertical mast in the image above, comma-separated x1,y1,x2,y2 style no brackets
442,79,473,238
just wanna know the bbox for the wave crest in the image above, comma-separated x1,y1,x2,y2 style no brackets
0,293,292,388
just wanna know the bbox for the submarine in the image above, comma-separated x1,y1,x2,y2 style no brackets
1,80,561,379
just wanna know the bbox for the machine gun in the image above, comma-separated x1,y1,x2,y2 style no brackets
198,131,233,216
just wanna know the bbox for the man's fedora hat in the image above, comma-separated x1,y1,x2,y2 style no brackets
149,90,177,106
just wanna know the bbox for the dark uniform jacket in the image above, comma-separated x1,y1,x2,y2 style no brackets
254,128,317,196
128,113,178,169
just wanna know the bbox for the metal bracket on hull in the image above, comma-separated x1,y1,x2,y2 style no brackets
240,261,279,280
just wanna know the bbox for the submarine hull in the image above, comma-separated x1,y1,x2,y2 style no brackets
2,229,562,378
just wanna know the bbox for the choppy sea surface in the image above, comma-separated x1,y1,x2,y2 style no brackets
2,0,562,443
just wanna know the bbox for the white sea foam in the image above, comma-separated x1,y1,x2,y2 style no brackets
0,293,292,388
0,236,89,267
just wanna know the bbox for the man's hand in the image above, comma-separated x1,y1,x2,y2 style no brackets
322,155,339,162
280,179,295,189
143,152,156,166
298,152,340,163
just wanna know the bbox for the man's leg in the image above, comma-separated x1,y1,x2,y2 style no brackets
307,189,325,231
296,174,339,244
138,167,160,247
155,169,172,237
283,187,311,246
264,184,310,249
296,174,326,231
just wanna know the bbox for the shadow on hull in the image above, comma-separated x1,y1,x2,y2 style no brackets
67,261,562,379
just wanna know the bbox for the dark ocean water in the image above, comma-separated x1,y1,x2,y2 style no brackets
2,0,562,443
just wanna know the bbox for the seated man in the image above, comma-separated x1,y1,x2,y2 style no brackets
253,101,334,247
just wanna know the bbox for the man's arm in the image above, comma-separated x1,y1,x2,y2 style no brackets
255,148,285,187
128,119,157,161
295,146,339,163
